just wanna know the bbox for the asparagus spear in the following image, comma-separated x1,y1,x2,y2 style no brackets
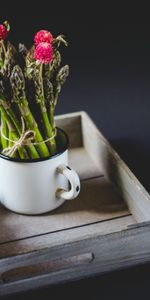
10,65,50,158
0,78,40,159
0,104,29,159
44,50,61,80
47,65,69,129
0,42,16,78
33,63,57,154
1,112,8,149
55,65,69,105
0,88,29,158
0,118,1,148
0,97,40,158
43,45,69,130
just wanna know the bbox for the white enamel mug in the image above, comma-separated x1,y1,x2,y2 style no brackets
0,128,80,215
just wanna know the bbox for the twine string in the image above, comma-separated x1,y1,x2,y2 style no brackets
1,117,57,157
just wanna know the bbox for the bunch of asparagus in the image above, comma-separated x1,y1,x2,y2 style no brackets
0,21,69,159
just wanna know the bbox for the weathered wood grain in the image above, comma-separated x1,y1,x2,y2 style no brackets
80,111,150,222
0,111,150,297
0,176,128,244
0,215,134,259
1,253,93,283
107,153,150,222
1,220,150,297
69,147,103,179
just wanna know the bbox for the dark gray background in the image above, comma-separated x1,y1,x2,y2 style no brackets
1,2,150,299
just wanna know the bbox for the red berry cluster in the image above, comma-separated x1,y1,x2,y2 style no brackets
34,30,54,64
0,22,9,40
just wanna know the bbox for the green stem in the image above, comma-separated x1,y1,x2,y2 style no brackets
8,130,13,147
1,41,6,56
0,131,2,153
0,106,29,159
40,103,57,154
39,64,57,155
50,103,55,130
1,112,8,149
10,108,39,159
0,99,40,159
18,97,50,157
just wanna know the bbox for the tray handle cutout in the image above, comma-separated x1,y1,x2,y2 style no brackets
1,252,94,283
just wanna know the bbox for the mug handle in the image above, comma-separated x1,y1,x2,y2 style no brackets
56,164,80,200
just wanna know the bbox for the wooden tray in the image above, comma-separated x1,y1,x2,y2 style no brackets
1,111,150,297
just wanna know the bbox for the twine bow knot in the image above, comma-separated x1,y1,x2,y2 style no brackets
1,117,36,157
1,117,57,157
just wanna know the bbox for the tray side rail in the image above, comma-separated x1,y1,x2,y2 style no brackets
1,223,150,297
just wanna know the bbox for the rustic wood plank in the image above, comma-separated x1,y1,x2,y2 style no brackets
0,215,134,258
1,221,150,297
68,147,103,180
107,153,150,222
80,111,150,222
0,217,135,273
81,111,109,174
0,176,129,244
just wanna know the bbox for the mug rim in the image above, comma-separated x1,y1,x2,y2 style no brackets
0,127,69,163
